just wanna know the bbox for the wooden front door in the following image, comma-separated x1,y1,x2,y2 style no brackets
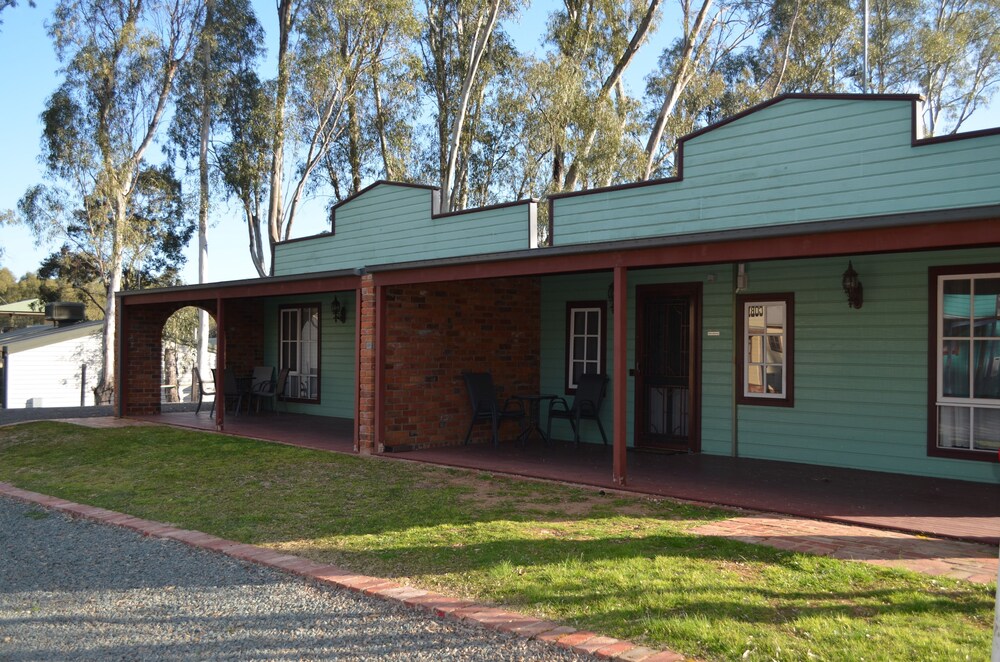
634,283,701,452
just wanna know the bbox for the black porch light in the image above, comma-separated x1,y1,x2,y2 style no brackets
841,261,863,309
331,296,348,323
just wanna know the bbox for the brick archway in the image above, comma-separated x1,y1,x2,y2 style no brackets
119,301,217,416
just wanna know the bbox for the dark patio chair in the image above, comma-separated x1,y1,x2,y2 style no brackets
249,367,289,415
212,369,246,416
246,366,276,414
547,373,609,447
193,366,214,415
462,372,526,446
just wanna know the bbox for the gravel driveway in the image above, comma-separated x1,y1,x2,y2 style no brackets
0,496,593,661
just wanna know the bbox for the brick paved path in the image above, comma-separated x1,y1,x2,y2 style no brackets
692,514,998,584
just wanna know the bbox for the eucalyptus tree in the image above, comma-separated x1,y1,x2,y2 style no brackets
420,0,522,211
913,0,1000,134
292,0,419,208
642,0,769,180
538,0,662,192
168,0,262,372
18,0,203,404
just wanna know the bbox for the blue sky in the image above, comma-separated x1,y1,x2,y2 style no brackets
1,2,997,290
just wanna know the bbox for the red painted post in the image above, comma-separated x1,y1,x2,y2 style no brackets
215,297,225,431
613,265,628,486
354,285,362,453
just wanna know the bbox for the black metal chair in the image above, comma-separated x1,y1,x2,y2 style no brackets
211,369,246,417
246,366,276,414
547,373,609,446
193,366,214,415
249,367,289,415
462,372,525,446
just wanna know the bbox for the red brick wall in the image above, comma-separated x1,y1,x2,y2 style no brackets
382,277,540,449
221,299,264,378
120,302,221,416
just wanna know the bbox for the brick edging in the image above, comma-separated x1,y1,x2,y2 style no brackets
0,482,690,662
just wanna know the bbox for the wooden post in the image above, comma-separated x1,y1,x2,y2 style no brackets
215,297,225,431
612,265,628,486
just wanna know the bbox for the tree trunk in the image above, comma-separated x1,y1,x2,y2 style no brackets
197,0,214,378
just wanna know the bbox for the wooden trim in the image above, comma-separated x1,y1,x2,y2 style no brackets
119,273,361,306
431,197,537,220
277,303,323,406
563,300,609,395
369,217,1000,287
735,293,795,408
926,264,1000,463
612,266,628,486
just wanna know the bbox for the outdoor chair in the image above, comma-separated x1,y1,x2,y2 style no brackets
249,367,289,415
212,369,246,416
193,366,215,415
547,373,609,447
246,365,280,414
462,371,526,446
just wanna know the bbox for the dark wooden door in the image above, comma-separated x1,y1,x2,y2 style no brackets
634,283,701,452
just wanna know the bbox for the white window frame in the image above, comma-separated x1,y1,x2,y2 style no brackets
279,304,320,403
737,294,793,406
566,303,604,392
934,271,1000,454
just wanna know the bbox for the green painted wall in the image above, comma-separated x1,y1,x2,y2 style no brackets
552,98,1000,246
541,248,1000,483
262,291,356,418
274,184,535,276
540,267,734,453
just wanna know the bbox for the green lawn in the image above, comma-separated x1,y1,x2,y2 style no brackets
0,422,994,661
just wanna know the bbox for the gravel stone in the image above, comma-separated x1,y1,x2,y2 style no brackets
0,496,595,661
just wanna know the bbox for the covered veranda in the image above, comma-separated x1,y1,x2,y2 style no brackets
132,409,1000,545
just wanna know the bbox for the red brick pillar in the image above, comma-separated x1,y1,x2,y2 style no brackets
357,275,377,454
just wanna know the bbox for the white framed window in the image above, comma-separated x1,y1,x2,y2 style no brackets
932,269,1000,457
566,301,606,392
737,294,793,406
279,304,320,402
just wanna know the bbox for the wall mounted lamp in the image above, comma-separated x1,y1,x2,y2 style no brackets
842,261,863,309
330,296,348,323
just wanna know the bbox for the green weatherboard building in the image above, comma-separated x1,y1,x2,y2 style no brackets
118,94,1000,485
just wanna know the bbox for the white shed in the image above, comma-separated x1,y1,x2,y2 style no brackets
0,321,103,408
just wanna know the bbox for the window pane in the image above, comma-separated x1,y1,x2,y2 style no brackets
746,365,764,393
572,361,584,385
973,339,1000,399
574,311,585,331
748,335,763,363
942,279,971,337
973,407,1000,451
573,337,585,360
586,336,598,361
765,366,783,395
972,279,1000,338
938,406,970,449
767,335,783,361
747,304,766,332
941,340,970,398
765,304,785,331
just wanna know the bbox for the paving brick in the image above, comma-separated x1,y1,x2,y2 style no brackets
536,625,577,642
554,631,596,648
593,640,636,659
611,645,660,661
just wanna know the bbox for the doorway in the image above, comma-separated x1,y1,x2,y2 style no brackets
634,283,701,452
